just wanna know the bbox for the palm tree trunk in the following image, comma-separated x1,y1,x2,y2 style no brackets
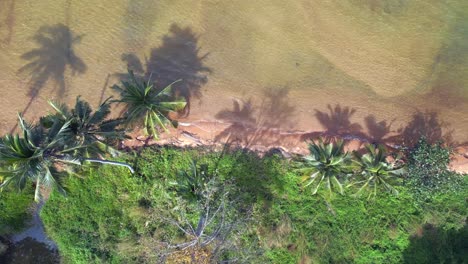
83,158,134,173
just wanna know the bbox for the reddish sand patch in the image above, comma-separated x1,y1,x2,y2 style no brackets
122,120,468,174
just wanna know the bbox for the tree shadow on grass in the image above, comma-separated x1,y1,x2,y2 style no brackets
403,223,468,264
116,24,211,116
214,87,296,149
218,147,289,212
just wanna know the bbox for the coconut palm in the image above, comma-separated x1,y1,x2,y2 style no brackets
0,114,133,202
300,138,353,196
45,96,125,157
164,160,234,259
112,70,187,139
349,144,405,199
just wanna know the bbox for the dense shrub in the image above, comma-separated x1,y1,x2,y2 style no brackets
406,138,464,202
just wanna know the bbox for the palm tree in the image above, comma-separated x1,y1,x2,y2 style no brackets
45,96,125,157
112,70,187,139
162,160,234,261
349,144,404,199
0,114,133,202
300,138,353,197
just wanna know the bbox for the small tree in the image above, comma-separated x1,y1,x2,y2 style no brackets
143,160,250,263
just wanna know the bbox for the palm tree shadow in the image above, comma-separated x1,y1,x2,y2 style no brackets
364,114,394,144
116,24,211,116
214,87,296,148
311,104,364,140
116,53,145,81
0,0,15,45
147,24,211,115
18,24,86,99
387,111,454,147
214,98,255,146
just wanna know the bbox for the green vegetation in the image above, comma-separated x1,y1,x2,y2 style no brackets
39,146,467,263
111,70,187,139
45,96,125,157
350,144,404,199
0,100,132,202
300,140,405,200
0,93,466,263
406,138,464,202
300,139,352,197
0,185,33,234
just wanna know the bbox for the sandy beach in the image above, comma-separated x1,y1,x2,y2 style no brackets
123,118,468,174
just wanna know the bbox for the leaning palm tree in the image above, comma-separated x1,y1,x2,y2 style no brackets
300,138,353,197
0,114,133,202
112,70,187,139
348,144,405,199
45,96,125,157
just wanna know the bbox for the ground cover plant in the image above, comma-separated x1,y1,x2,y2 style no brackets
405,137,464,202
0,185,33,234
39,146,467,263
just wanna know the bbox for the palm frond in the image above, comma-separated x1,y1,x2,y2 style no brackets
350,144,404,199
300,138,351,196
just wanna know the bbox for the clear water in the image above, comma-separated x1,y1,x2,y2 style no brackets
0,0,467,143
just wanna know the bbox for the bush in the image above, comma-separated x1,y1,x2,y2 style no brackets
0,186,33,234
405,138,464,202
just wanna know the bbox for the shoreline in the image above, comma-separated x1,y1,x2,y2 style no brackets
123,119,468,174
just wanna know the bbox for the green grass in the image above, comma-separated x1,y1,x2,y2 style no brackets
40,146,468,263
0,186,33,235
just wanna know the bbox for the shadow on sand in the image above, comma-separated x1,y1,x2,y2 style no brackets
16,24,86,122
303,104,365,140
389,110,454,147
214,87,296,148
117,24,211,116
303,104,458,149
0,0,15,45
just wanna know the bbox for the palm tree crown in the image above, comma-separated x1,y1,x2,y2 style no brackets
45,96,125,157
112,70,187,139
301,138,352,196
350,144,405,199
0,115,77,201
0,99,133,202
